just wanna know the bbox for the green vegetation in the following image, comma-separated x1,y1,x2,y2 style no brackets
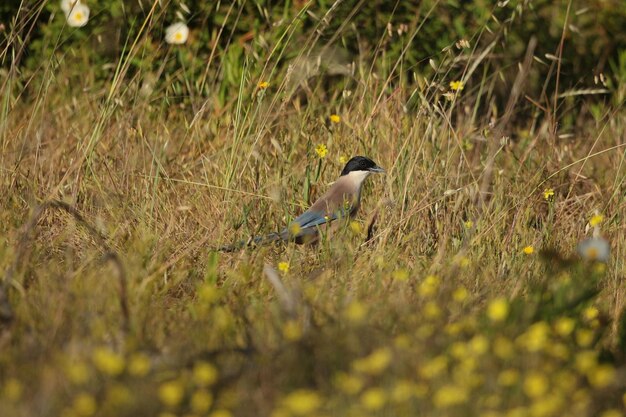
1,0,626,416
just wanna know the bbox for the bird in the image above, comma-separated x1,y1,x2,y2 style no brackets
221,156,385,251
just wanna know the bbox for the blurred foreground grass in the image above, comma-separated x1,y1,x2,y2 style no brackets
2,1,626,416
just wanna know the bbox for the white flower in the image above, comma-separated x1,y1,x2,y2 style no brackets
60,0,80,15
577,237,610,262
165,22,189,45
66,3,90,27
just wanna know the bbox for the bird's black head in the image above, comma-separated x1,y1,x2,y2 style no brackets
340,156,385,176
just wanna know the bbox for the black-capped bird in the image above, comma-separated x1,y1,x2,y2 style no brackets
221,156,385,251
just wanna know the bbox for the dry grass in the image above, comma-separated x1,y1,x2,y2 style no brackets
1,3,626,417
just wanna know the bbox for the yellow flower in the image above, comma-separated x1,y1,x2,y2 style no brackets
452,286,469,302
392,268,409,281
282,390,321,415
469,335,489,355
463,220,473,229
419,355,448,379
360,388,386,410
523,372,549,398
92,347,125,376
329,114,341,123
498,369,520,386
348,220,362,234
518,321,550,352
588,364,615,388
583,306,599,321
487,297,509,322
282,320,302,341
449,80,464,91
335,372,364,395
344,301,366,323
543,188,555,200
128,353,151,377
193,361,218,386
418,275,440,297
433,384,468,408
575,350,597,373
589,214,604,227
158,380,185,407
353,348,392,375
315,144,328,158
339,155,348,164
2,378,23,402
523,245,534,255
277,261,289,274
65,361,90,384
288,222,301,236
576,329,594,347
554,317,576,336
73,393,97,416
423,301,441,319
106,384,132,406
391,380,414,403
257,81,270,89
191,390,213,413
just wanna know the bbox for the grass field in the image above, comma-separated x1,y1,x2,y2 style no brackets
1,1,626,416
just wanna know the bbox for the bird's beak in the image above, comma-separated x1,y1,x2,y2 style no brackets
369,166,385,174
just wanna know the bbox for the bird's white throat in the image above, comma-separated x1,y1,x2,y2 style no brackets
346,170,372,186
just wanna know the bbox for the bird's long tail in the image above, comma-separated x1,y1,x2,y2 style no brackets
218,231,286,252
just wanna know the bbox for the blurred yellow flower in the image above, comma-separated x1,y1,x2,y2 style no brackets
344,301,366,323
523,245,534,255
360,388,386,410
588,364,615,388
106,384,132,406
391,380,414,403
449,80,465,91
335,372,363,395
282,320,302,341
193,361,218,386
419,355,448,379
600,410,622,417
543,188,555,200
554,317,576,336
576,329,594,347
583,306,599,321
315,144,328,158
469,335,489,355
353,348,392,375
92,347,125,376
423,301,441,319
277,261,290,273
487,297,509,322
73,393,97,416
2,378,23,402
452,286,469,302
498,369,520,386
165,22,189,45
518,321,550,352
339,155,348,164
433,384,468,408
288,222,302,236
350,220,363,234
191,390,213,413
65,361,90,384
128,353,151,377
575,350,597,373
158,380,185,407
258,81,270,89
418,275,440,297
463,220,473,229
523,372,549,398
282,390,321,415
330,114,341,123
589,214,604,227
